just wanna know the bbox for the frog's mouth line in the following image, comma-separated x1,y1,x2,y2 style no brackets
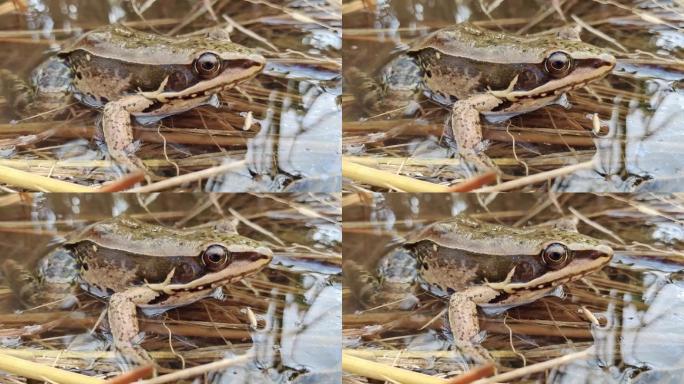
506,59,616,101
147,254,272,295
504,252,612,293
157,61,265,101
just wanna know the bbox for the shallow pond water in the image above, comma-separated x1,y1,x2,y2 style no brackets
342,193,684,383
0,0,341,192
342,0,684,192
0,193,342,383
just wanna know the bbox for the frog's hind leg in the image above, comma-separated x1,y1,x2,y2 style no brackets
347,55,423,118
101,96,156,177
346,67,387,114
1,57,73,119
2,259,43,307
2,259,76,309
449,94,503,172
447,286,499,363
108,287,162,366
344,260,385,308
0,69,35,116
344,254,419,311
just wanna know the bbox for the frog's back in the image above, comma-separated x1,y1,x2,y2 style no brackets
409,23,552,65
56,24,246,109
57,26,179,109
408,24,545,101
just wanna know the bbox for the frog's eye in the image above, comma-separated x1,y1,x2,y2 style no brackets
544,51,573,78
194,53,221,79
541,243,571,269
202,245,231,271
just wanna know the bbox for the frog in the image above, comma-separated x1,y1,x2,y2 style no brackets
346,216,613,361
1,216,273,365
0,24,265,175
347,23,616,170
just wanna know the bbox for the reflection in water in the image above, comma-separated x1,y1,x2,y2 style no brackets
217,275,341,383
551,274,684,383
234,80,341,192
569,83,684,192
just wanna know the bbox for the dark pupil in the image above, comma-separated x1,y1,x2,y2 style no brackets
553,60,565,69
202,60,214,70
208,252,222,263
549,251,562,260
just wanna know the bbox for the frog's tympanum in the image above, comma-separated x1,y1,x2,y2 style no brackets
2,217,273,365
1,24,265,174
350,23,616,169
348,216,612,361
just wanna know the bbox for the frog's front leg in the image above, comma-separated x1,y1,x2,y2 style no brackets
448,285,499,362
108,286,161,365
449,94,503,171
102,95,154,174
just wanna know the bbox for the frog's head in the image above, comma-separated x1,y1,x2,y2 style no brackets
157,35,266,97
184,233,273,290
511,33,616,100
486,226,614,294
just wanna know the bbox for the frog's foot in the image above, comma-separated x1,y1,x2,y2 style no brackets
449,94,503,173
2,259,77,309
0,69,35,115
344,259,419,310
102,96,156,177
2,259,43,307
346,67,386,113
451,338,494,364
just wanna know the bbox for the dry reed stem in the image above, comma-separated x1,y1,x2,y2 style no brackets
343,157,450,192
447,363,496,384
447,171,498,192
475,160,595,192
471,347,593,384
104,365,154,384
139,354,254,384
129,160,246,192
0,352,104,384
0,164,97,192
342,351,449,384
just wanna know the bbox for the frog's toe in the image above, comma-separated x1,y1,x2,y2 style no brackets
473,139,490,153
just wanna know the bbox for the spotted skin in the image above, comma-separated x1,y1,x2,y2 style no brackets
1,217,273,367
1,24,265,175
350,23,615,172
102,95,154,173
109,286,159,364
450,93,502,169
353,216,613,363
